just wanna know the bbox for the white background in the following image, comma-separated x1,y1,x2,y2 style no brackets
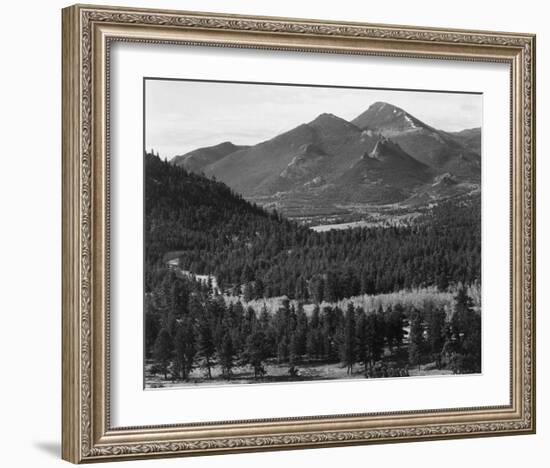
111,43,510,427
0,0,547,467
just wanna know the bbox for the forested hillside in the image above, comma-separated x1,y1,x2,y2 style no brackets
145,152,480,302
145,152,481,385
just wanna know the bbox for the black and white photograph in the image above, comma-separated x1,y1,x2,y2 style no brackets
143,79,482,388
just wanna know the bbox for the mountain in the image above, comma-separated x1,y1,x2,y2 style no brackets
352,101,427,136
352,102,481,179
170,102,481,222
171,141,249,173
203,113,379,196
449,127,482,154
333,138,434,203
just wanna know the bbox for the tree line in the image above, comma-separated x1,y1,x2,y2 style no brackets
147,272,481,382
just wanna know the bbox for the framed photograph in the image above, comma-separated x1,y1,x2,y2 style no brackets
62,4,536,463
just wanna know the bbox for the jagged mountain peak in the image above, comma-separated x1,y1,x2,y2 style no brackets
363,136,426,169
367,101,401,113
351,102,481,177
310,112,345,123
352,101,426,133
369,136,399,155
308,112,359,132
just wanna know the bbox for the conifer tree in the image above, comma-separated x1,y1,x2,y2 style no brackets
198,315,215,379
153,328,174,380
245,330,269,379
364,312,383,369
340,303,357,374
408,309,425,370
386,304,405,349
243,282,255,302
174,318,196,380
355,307,368,370
306,305,321,359
426,306,446,368
219,333,235,380
294,303,308,357
449,287,481,373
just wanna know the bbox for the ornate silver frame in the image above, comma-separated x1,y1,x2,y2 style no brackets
62,4,536,463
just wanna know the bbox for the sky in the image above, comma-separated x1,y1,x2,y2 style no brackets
145,79,482,159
